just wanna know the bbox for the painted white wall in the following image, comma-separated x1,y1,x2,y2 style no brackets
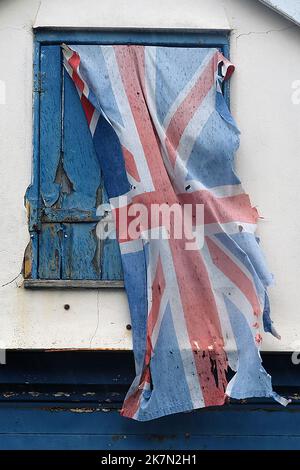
34,0,230,30
0,0,299,351
259,0,300,27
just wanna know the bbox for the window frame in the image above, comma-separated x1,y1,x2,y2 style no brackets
24,29,231,289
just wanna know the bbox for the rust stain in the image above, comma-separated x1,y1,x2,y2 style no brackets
112,435,127,442
40,406,110,414
69,408,100,413
25,200,32,224
2,392,18,398
53,392,71,397
23,199,33,279
23,240,32,279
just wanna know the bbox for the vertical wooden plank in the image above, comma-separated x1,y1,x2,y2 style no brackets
62,71,102,211
93,115,124,280
62,73,123,280
38,224,62,279
101,238,124,280
24,40,41,278
101,187,123,280
40,45,62,208
61,223,101,280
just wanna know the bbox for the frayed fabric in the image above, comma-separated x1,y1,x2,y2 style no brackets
62,44,287,421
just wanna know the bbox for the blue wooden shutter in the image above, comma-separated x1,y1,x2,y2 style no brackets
37,45,123,281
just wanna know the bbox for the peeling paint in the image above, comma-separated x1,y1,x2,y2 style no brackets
69,408,100,413
39,406,98,413
28,391,41,397
23,240,32,279
2,392,17,398
54,153,74,208
53,392,71,397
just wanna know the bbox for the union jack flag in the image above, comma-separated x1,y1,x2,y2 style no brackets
63,44,288,421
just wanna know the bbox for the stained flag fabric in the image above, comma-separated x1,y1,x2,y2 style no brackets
62,44,289,421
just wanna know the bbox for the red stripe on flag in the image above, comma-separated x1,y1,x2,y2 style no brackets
179,191,259,225
68,52,85,93
67,50,96,131
206,236,261,316
122,146,141,182
146,257,166,361
168,236,228,406
114,46,171,189
165,53,217,167
115,190,258,244
81,94,95,125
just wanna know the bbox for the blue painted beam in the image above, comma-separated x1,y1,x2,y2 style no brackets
0,405,299,450
34,30,230,46
0,351,297,449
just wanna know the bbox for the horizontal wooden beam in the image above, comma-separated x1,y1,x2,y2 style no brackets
23,279,124,289
34,30,231,46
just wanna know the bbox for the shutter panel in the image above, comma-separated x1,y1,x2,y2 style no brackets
38,45,123,281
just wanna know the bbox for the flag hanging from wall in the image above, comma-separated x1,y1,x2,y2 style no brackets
62,44,289,421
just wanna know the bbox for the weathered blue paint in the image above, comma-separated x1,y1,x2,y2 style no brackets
62,70,102,211
40,45,62,208
38,222,109,280
61,223,101,280
101,236,124,280
32,43,124,280
42,207,99,223
101,187,124,281
24,40,41,278
34,30,230,46
0,351,298,450
38,223,61,279
0,351,298,386
27,31,230,282
1,405,300,450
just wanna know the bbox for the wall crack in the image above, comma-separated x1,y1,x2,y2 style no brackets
89,290,100,348
235,25,296,41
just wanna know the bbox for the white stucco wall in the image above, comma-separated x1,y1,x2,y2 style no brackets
0,0,299,351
